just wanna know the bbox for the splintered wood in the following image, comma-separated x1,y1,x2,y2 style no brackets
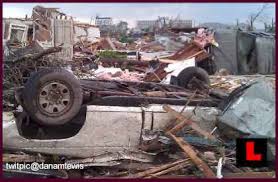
131,159,191,178
145,160,191,178
162,105,216,178
168,133,216,178
163,105,216,140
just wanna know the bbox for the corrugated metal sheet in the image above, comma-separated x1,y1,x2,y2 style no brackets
219,79,275,138
256,37,275,74
212,29,238,74
237,31,275,74
213,30,275,75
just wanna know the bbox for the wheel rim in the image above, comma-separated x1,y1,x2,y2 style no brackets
38,81,73,116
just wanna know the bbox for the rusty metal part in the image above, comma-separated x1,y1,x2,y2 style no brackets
38,81,73,115
89,96,219,107
80,79,220,107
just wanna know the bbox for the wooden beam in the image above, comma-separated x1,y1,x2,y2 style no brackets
168,133,215,178
130,159,189,178
163,105,216,140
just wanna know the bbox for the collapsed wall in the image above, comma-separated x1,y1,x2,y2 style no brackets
32,5,74,60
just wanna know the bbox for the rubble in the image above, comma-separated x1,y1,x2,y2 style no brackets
130,159,191,178
168,42,210,61
92,66,144,81
217,78,275,161
32,6,74,60
66,150,156,167
2,5,275,179
3,45,66,110
168,133,216,178
218,78,275,138
163,105,216,140
194,28,218,48
74,23,100,43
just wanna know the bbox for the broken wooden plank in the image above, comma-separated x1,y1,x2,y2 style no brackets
167,118,194,134
151,72,162,82
168,133,215,178
130,159,189,178
163,105,216,140
143,91,167,97
185,50,206,60
13,46,63,63
67,151,154,166
145,160,191,178
162,91,197,132
180,90,197,113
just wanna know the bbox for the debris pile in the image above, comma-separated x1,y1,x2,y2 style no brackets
3,78,275,178
3,46,66,110
2,5,275,179
92,66,144,81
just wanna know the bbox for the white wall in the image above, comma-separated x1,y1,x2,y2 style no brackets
74,26,100,43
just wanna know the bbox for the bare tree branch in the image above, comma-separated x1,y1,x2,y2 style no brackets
251,4,269,23
248,3,270,31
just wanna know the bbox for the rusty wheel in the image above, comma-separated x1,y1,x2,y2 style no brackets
38,81,73,116
22,68,83,125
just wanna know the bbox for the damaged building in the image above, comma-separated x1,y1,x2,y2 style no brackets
32,6,74,60
2,4,276,179
74,23,100,43
3,6,74,60
3,18,33,47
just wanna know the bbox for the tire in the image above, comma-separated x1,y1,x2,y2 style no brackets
177,66,210,89
22,68,83,125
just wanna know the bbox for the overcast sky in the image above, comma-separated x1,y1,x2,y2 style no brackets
3,3,275,28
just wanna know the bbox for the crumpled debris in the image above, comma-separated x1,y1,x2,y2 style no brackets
66,150,156,167
93,66,144,81
161,57,196,84
218,78,275,138
194,28,219,48
210,76,254,93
